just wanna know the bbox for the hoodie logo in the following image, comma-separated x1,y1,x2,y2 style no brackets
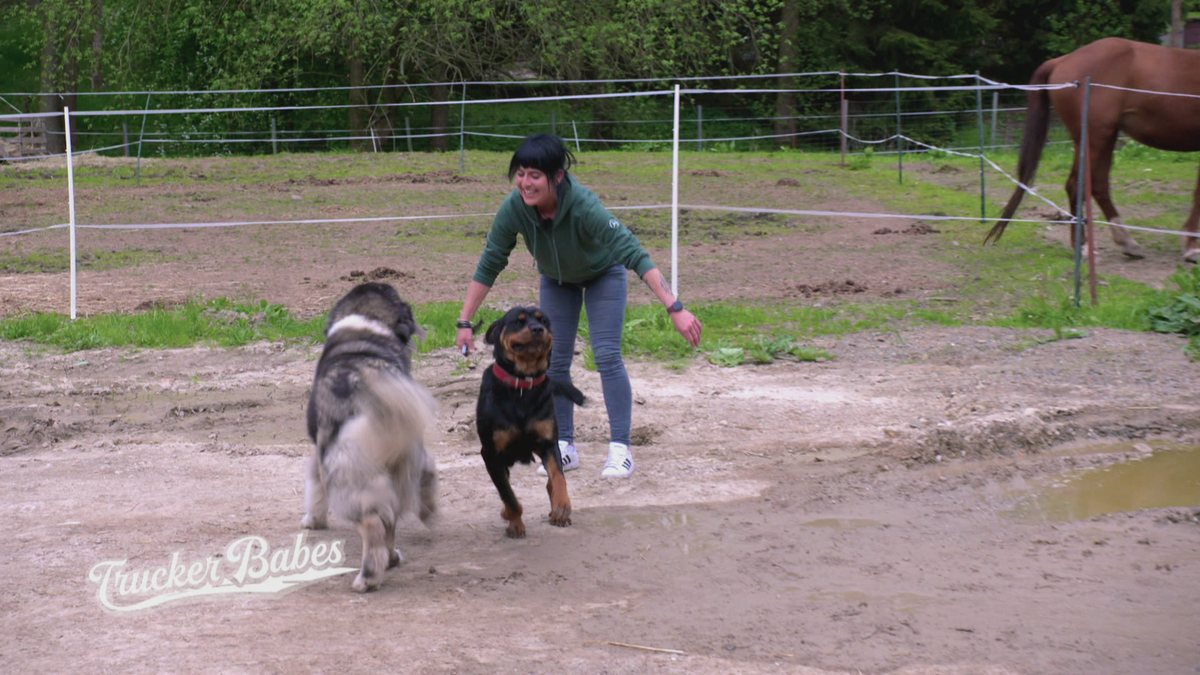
609,218,621,229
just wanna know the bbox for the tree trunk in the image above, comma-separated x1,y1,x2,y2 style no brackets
429,66,450,152
376,57,400,152
64,52,80,122
380,9,412,152
348,35,369,152
589,78,614,149
90,0,104,90
374,88,396,152
774,0,800,148
40,11,66,156
1170,0,1184,49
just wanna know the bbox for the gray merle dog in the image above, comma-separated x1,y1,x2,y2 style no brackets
302,282,437,592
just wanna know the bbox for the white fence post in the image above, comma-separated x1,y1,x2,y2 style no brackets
64,107,77,320
670,84,680,298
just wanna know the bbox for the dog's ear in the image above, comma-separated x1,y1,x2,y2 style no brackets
391,304,421,343
484,318,504,345
398,321,427,344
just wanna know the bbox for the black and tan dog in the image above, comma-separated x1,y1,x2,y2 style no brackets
303,282,438,592
476,306,584,538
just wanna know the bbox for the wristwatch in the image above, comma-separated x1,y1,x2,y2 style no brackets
666,300,684,314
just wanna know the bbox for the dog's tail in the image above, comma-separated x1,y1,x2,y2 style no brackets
322,371,437,523
550,378,586,407
358,370,437,466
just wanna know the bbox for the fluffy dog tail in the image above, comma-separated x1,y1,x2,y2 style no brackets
322,371,437,524
358,370,436,466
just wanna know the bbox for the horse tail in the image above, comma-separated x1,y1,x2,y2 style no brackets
984,60,1055,244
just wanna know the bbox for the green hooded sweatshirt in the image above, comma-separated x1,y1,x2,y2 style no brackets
472,177,656,287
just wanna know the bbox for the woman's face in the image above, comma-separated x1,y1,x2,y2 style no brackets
514,167,559,214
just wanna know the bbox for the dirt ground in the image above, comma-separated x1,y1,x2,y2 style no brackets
3,325,1199,675
2,156,1200,674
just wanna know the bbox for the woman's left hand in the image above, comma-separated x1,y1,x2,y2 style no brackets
671,309,703,347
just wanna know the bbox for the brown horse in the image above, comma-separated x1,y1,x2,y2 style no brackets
985,38,1200,262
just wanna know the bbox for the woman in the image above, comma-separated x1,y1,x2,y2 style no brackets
456,134,702,479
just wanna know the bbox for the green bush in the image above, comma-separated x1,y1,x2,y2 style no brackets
1148,265,1200,359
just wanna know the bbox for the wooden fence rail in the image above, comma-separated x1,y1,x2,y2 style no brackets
0,119,47,158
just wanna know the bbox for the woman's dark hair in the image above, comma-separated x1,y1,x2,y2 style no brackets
507,133,575,181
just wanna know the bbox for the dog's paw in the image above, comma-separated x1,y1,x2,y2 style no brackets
352,547,390,592
301,514,327,530
418,502,438,525
549,505,572,527
500,504,525,538
388,548,404,569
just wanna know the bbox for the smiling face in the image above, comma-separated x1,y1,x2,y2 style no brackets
485,306,554,376
513,167,561,216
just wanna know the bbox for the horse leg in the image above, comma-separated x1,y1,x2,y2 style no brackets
1090,137,1144,259
1064,156,1081,251
1184,164,1200,264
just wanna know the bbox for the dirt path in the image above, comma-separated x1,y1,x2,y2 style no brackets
2,325,1198,675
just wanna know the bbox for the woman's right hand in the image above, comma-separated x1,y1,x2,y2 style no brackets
670,309,703,347
458,281,493,356
456,327,477,355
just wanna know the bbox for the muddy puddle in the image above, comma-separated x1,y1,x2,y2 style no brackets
596,512,693,529
805,590,947,613
798,518,886,530
1006,443,1200,522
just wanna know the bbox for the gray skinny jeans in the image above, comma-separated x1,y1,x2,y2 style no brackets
539,264,631,447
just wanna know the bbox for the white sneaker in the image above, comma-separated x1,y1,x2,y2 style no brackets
601,442,635,478
538,441,580,475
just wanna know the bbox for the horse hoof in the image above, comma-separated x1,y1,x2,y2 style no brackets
1122,243,1146,259
1185,248,1200,264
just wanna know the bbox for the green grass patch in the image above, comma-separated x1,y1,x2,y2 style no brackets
0,282,1188,365
589,302,893,367
0,296,859,363
984,246,1175,336
416,300,848,366
0,299,324,350
413,302,505,352
993,278,1166,333
0,248,174,273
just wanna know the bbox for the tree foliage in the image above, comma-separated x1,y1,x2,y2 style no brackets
3,0,1180,96
0,0,1181,153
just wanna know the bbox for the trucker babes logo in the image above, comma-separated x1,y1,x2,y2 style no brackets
88,533,357,612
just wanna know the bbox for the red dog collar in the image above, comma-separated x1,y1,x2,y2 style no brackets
492,363,546,389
